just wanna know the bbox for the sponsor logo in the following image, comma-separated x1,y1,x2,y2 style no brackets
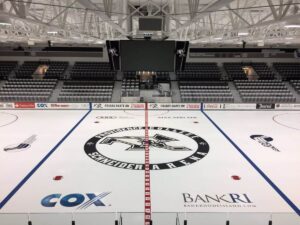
96,116,117,119
93,103,144,109
250,135,280,152
256,103,275,110
131,103,145,109
148,103,200,110
4,135,37,152
182,193,256,208
223,104,256,110
15,102,35,109
158,116,197,119
50,103,70,108
275,104,300,109
0,103,14,109
85,127,209,170
36,103,48,108
41,192,111,209
204,104,221,109
186,104,200,109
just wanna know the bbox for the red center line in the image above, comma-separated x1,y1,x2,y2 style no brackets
144,102,151,225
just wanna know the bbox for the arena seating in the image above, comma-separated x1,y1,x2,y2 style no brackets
0,61,17,79
123,71,170,82
290,80,300,93
224,62,275,80
273,63,300,80
251,63,275,80
0,79,57,101
15,61,68,79
123,71,136,79
15,61,39,79
43,61,68,79
224,63,248,80
177,63,221,81
156,72,170,82
180,81,234,102
58,80,114,102
70,62,115,80
235,80,296,103
122,79,140,97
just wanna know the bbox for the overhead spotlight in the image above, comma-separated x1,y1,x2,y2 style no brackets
284,19,300,28
47,31,58,34
284,25,300,28
47,27,58,34
214,37,222,40
238,32,249,36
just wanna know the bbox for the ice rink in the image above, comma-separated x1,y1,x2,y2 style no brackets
0,107,300,225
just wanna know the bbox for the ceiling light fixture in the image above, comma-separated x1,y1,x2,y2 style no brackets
238,32,249,36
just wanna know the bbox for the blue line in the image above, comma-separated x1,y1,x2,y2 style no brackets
201,109,300,216
0,108,92,209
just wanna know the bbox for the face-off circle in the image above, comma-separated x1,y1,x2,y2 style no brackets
0,112,18,128
84,126,209,170
272,113,300,131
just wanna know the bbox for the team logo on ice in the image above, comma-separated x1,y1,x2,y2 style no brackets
100,134,192,151
250,135,280,152
84,127,209,170
3,135,37,152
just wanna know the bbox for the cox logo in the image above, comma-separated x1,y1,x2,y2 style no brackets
41,192,111,209
37,103,48,108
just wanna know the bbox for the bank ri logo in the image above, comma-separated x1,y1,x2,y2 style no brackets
250,135,280,152
41,192,111,209
84,127,209,170
182,193,256,208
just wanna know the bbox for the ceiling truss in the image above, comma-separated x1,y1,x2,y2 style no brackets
0,0,299,46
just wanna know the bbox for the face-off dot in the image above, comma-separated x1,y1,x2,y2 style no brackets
53,176,63,181
231,175,241,180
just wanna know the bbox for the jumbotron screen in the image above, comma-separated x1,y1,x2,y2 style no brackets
120,40,175,71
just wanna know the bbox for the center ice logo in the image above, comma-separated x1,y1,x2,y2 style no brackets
84,126,209,170
100,134,192,151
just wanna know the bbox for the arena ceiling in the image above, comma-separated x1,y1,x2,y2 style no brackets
0,0,300,47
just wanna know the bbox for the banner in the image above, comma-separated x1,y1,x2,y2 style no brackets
148,103,200,110
275,103,300,110
203,103,222,110
35,103,90,109
0,102,14,109
14,102,36,109
93,103,145,110
224,104,256,110
256,103,275,110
